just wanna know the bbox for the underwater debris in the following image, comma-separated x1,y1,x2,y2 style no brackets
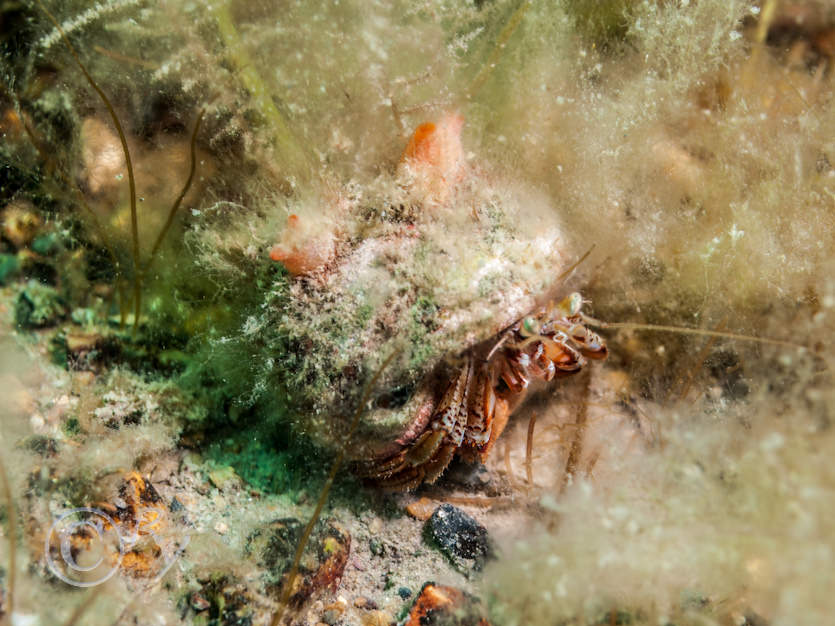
246,517,351,613
43,471,188,587
183,574,256,626
1,199,41,249
402,582,489,626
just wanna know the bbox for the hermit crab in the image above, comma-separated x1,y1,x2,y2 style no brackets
359,292,608,489
265,113,606,489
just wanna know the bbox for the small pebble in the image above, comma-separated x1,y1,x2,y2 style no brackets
362,610,394,626
214,520,229,535
397,586,412,600
29,413,45,432
405,496,436,521
208,465,239,491
322,597,347,625
353,596,378,610
72,371,96,387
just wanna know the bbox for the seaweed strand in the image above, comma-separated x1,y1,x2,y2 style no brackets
525,411,537,487
61,584,105,626
143,109,205,272
270,350,400,626
35,0,141,332
466,0,532,101
213,2,313,186
561,370,591,493
0,458,16,625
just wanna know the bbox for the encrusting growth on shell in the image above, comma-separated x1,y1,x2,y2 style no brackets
269,213,337,277
398,112,467,206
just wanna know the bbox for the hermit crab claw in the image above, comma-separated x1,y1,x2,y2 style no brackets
360,293,608,490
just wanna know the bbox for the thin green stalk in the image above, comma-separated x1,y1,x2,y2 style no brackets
36,0,141,332
270,350,399,626
214,1,313,186
142,109,205,273
61,584,105,626
466,0,532,102
0,458,16,625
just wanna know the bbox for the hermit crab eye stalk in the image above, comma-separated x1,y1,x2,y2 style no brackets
520,316,541,338
555,292,583,318
569,292,583,316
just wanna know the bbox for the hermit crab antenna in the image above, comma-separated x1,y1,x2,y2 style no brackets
556,245,595,283
36,0,141,331
582,317,806,351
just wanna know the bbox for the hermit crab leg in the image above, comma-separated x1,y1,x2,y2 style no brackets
433,357,473,447
364,358,474,485
463,365,496,449
366,295,612,489
498,355,529,394
373,440,457,490
540,333,586,375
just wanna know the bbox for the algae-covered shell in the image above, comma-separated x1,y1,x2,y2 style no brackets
268,120,571,460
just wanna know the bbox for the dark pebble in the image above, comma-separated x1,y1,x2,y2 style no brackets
425,503,490,567
397,586,411,600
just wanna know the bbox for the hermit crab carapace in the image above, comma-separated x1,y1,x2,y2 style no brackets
267,113,606,489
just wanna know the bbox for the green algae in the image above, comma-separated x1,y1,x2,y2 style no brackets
14,279,67,329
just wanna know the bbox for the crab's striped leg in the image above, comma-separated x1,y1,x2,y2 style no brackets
463,365,495,449
431,357,473,446
364,358,474,488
